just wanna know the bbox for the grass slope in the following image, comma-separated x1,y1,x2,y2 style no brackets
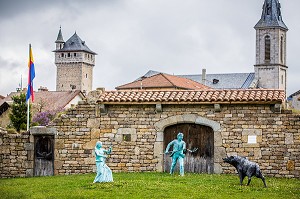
0,173,299,199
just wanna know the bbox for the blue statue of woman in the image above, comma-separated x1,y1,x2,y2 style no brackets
93,141,113,183
165,132,186,176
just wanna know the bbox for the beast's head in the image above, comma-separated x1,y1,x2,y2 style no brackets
223,156,238,165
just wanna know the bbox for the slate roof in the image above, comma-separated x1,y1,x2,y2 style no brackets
135,70,256,89
288,90,300,99
53,32,96,55
117,73,210,90
179,73,256,89
254,0,288,30
97,89,285,104
55,27,64,43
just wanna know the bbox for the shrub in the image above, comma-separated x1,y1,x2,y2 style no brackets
9,93,29,132
33,108,64,126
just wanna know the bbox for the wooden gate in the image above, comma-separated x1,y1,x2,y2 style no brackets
34,135,54,176
164,123,214,174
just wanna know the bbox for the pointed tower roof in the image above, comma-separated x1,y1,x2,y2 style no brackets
254,0,288,30
55,27,64,43
54,32,97,55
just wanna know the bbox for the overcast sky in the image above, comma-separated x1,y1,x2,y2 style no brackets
0,0,299,96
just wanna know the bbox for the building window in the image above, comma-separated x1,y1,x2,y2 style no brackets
74,53,77,57
248,135,257,144
68,53,70,57
281,75,284,85
265,35,271,62
86,74,88,78
280,36,284,63
61,53,64,57
123,134,131,142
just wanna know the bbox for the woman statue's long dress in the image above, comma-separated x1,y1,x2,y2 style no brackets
93,141,113,183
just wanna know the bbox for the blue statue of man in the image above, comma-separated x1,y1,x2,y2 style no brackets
165,132,186,176
93,141,113,183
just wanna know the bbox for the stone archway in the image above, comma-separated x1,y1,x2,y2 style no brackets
153,114,225,174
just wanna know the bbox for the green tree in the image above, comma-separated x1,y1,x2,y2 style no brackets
9,93,30,132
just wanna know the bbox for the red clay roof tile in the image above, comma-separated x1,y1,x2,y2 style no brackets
97,89,285,104
116,73,210,90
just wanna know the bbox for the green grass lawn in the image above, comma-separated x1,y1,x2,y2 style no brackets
0,172,299,199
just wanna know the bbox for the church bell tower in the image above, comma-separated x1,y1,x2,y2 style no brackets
254,0,288,92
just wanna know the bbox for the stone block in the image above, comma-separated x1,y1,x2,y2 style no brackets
91,129,100,139
287,160,295,171
285,133,294,145
83,140,98,149
26,169,33,177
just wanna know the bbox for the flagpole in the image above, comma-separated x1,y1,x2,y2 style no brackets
27,44,31,131
27,99,30,131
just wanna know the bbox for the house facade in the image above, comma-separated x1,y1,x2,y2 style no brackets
0,88,85,128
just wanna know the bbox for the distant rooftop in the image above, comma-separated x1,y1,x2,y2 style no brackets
117,73,210,90
137,70,256,90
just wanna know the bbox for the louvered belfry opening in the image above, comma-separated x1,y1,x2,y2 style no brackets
265,35,271,62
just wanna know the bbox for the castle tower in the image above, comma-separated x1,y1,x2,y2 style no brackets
53,28,97,94
254,0,288,92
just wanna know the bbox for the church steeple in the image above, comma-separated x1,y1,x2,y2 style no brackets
255,0,288,30
254,0,288,93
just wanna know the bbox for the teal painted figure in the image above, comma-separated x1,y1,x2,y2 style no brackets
93,141,113,183
165,132,186,176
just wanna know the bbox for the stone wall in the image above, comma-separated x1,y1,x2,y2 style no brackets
0,128,32,178
49,102,299,178
1,102,299,178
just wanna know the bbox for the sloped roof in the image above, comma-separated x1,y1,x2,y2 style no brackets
116,73,210,90
53,32,96,55
97,89,285,104
288,90,300,98
135,70,256,89
0,90,84,112
55,27,64,43
180,73,256,89
254,0,288,30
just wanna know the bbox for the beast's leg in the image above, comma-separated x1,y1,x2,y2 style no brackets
239,172,245,186
247,176,252,186
256,171,267,187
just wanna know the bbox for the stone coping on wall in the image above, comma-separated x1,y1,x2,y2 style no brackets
30,126,57,136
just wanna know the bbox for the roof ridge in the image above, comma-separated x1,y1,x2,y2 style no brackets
161,73,177,87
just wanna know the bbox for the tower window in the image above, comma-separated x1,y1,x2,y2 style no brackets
281,75,284,85
280,36,284,63
74,53,77,57
86,74,88,78
68,53,71,57
265,35,271,62
61,53,64,57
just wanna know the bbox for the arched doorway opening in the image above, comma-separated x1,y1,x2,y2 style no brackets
164,123,214,174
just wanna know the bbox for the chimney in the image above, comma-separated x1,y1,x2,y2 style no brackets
38,86,48,92
202,69,206,85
